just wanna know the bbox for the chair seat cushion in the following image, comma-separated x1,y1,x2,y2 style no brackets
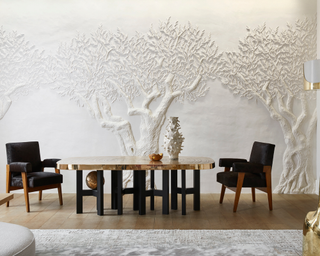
217,171,266,187
11,172,63,188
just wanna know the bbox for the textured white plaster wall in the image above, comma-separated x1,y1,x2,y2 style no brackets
0,0,316,194
317,0,320,195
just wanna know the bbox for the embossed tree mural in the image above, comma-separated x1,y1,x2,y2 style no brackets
52,19,221,185
219,18,317,193
0,28,45,119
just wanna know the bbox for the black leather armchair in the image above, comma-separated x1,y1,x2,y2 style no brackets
217,141,275,212
6,141,63,212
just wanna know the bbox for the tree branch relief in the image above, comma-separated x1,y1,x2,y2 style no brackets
219,18,317,193
0,28,45,119
52,19,222,186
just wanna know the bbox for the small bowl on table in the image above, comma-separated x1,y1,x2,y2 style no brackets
149,153,163,161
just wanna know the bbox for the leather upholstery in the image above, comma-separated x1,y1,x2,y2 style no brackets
6,141,62,187
249,141,275,166
9,162,32,173
217,141,275,212
42,159,60,168
233,162,264,173
11,172,63,188
219,158,247,168
217,141,275,188
217,171,267,187
6,142,42,172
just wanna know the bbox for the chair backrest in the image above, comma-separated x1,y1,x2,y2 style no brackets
6,141,42,173
249,141,275,166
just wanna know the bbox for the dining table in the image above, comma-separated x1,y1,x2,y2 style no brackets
57,156,215,215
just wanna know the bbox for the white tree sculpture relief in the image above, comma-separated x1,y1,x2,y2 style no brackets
52,19,221,186
0,28,45,119
219,18,317,193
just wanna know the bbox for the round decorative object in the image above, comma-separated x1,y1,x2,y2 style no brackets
149,153,163,161
86,171,105,190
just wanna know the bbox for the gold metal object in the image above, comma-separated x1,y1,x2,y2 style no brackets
149,153,163,161
303,195,320,255
304,76,320,90
85,171,105,190
303,61,320,90
303,60,320,254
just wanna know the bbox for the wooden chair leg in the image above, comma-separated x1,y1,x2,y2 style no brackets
58,184,63,205
251,187,256,202
264,166,273,211
233,173,245,212
40,167,44,201
21,172,30,212
220,185,226,204
266,183,273,210
6,165,11,207
267,189,273,210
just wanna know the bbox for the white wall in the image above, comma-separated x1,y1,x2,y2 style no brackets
317,0,320,195
0,0,316,193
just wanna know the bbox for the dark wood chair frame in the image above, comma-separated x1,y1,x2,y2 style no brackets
6,165,63,212
219,165,272,212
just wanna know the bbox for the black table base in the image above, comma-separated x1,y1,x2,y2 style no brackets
148,170,170,214
76,170,104,216
111,170,170,215
76,169,200,216
171,169,200,215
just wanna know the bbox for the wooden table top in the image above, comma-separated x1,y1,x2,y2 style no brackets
57,156,215,171
0,193,13,206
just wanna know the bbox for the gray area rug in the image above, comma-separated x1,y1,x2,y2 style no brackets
31,229,302,256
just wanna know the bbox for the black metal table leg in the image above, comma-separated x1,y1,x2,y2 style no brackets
171,170,177,210
138,170,146,215
76,170,83,214
181,170,186,215
162,170,169,214
133,171,139,211
117,170,123,215
150,170,155,210
111,171,118,209
97,170,104,216
194,169,200,211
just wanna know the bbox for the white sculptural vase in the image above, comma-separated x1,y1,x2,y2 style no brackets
163,117,184,160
